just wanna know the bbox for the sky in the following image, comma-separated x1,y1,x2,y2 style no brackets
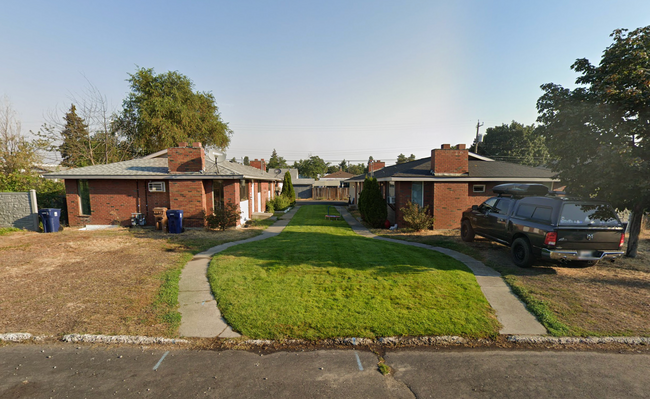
2,0,650,166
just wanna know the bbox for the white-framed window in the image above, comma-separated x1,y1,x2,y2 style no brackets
473,184,486,193
148,181,166,192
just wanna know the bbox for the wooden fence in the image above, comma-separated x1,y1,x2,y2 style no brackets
312,187,349,201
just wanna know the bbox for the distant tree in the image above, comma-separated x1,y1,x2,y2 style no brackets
396,153,408,164
339,159,348,172
293,155,329,179
281,171,295,201
347,163,366,175
267,149,288,170
472,121,549,166
358,176,387,227
114,67,232,155
243,156,250,166
408,154,416,162
229,157,237,163
37,81,131,166
0,97,41,181
58,105,92,167
537,26,650,258
326,165,340,174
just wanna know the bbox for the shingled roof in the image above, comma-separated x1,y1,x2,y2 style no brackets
346,154,556,182
43,150,281,181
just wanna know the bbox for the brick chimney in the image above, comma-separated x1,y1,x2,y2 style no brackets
168,142,205,173
431,144,468,175
249,158,266,171
368,160,385,173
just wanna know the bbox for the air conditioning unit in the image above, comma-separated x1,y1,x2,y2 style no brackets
148,182,166,192
387,196,395,204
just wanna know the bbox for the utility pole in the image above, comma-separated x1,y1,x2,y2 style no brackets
474,120,484,153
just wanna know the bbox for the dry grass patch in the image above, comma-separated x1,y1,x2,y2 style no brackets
378,228,650,337
0,226,264,337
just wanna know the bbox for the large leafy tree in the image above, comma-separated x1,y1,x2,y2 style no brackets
293,155,329,179
537,26,650,257
115,67,232,155
267,149,289,170
473,121,549,166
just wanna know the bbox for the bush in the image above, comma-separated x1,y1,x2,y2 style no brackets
205,203,241,230
400,200,433,231
269,195,292,212
266,201,275,213
358,176,387,228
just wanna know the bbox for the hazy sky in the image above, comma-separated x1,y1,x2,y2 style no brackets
2,1,649,165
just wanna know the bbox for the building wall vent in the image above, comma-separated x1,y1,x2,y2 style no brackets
148,182,166,192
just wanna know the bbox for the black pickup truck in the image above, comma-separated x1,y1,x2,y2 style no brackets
460,184,626,267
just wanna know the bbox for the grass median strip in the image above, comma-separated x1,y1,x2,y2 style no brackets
208,205,500,340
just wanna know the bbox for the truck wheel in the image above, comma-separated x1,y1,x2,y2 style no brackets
460,220,475,242
511,237,533,268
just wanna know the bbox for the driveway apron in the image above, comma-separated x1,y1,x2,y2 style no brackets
178,206,301,338
336,206,547,335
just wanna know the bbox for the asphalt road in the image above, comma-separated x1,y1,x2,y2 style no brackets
1,345,649,398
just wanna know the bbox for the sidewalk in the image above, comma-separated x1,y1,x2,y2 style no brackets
335,206,547,335
178,206,301,338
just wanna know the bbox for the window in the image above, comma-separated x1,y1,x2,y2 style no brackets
78,179,91,215
213,180,224,210
516,204,536,219
240,180,249,201
531,207,552,223
148,181,166,192
411,182,423,207
492,198,512,214
473,184,486,193
478,197,498,213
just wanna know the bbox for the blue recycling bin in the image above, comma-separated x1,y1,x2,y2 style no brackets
39,208,61,233
166,209,184,234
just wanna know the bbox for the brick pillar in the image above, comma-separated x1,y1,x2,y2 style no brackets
431,144,468,175
168,142,205,173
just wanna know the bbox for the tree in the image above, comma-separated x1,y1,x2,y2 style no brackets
229,157,237,163
58,105,92,167
347,163,366,175
115,67,232,155
339,159,348,172
326,165,340,174
396,153,408,164
267,149,288,170
472,121,549,166
243,156,250,166
358,176,387,227
281,171,295,201
536,26,650,257
408,154,416,162
0,97,41,179
37,80,131,166
293,155,329,179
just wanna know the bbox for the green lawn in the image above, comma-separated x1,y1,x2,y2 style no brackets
208,205,500,339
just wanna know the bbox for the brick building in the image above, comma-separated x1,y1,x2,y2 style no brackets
45,143,281,228
347,144,559,229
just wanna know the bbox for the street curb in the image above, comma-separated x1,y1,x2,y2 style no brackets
2,333,648,347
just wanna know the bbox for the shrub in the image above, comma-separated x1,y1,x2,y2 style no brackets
266,201,275,213
206,203,241,230
358,176,387,228
281,171,295,201
400,200,433,231
269,195,292,212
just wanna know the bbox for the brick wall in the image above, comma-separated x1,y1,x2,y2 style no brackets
431,144,468,175
169,180,206,227
395,181,411,226
223,180,241,226
65,179,140,227
368,160,385,173
432,182,468,229
143,180,171,225
168,142,205,173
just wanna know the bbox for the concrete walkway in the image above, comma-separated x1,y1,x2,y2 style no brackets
178,206,301,338
335,206,547,335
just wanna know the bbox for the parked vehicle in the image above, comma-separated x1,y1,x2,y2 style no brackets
460,183,625,267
